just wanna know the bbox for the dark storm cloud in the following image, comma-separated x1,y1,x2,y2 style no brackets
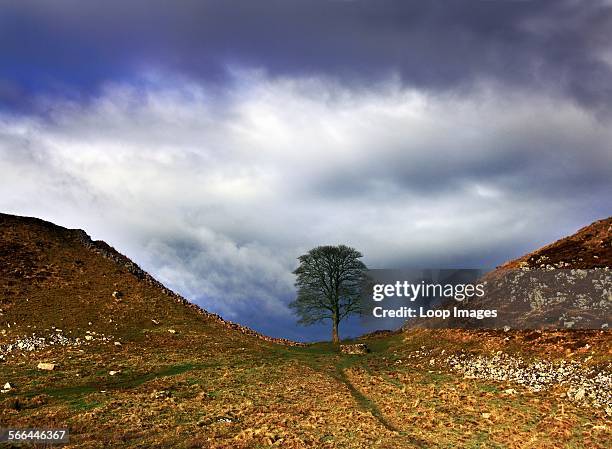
2,0,612,112
313,115,612,201
1,71,610,341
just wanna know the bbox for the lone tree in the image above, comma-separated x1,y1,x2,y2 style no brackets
290,245,367,343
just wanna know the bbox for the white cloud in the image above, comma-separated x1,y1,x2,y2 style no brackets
1,71,610,325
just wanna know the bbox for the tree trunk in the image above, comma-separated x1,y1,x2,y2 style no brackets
332,313,340,344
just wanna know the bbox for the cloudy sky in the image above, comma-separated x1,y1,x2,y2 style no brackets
1,1,611,341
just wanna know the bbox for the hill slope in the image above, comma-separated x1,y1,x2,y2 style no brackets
0,213,609,448
497,217,611,270
480,217,612,329
406,217,611,330
0,212,296,345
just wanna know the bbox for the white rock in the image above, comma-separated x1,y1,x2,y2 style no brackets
168,329,177,334
37,362,56,371
573,388,586,401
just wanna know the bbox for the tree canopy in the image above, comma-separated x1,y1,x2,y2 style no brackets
289,245,367,343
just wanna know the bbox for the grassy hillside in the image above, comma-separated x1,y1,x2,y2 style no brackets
0,213,295,345
1,328,609,448
0,214,610,448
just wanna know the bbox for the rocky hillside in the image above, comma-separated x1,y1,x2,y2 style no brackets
0,213,299,345
0,213,609,448
405,217,611,330
496,217,611,271
480,217,611,329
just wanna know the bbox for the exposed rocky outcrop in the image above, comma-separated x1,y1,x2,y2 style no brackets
405,217,611,330
447,351,611,412
1,331,114,359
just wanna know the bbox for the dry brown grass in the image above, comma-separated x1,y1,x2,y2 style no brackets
1,214,610,448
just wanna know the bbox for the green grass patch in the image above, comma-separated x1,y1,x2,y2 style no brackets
69,397,105,411
422,371,453,384
30,362,201,407
477,383,501,393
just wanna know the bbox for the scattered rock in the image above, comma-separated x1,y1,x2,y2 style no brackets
112,291,123,301
197,415,235,426
150,390,171,399
114,341,122,346
151,319,160,325
168,329,177,334
0,332,114,358
340,344,369,355
447,351,611,409
37,362,56,371
1,382,13,393
109,370,120,376
482,412,491,419
570,387,586,402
